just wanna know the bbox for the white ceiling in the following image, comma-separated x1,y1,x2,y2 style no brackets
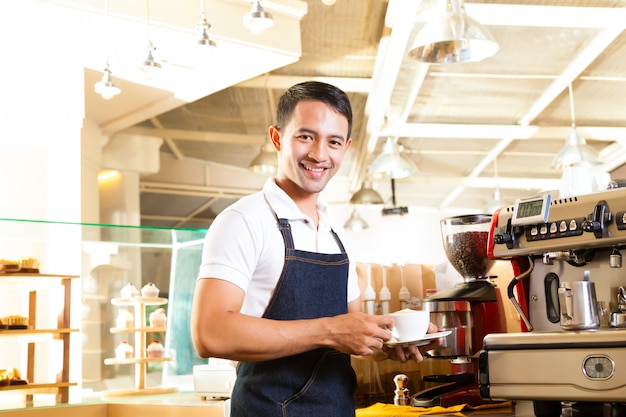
42,0,626,228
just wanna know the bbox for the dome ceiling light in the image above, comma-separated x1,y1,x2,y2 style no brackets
408,0,498,64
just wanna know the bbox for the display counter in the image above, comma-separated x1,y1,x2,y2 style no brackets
0,392,540,417
0,218,209,408
0,392,225,417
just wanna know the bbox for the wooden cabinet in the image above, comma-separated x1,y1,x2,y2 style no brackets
0,272,79,404
103,296,176,397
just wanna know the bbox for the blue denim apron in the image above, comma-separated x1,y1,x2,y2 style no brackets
230,217,357,417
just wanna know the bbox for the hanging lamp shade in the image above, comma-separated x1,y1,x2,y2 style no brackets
243,0,274,35
350,180,384,205
552,84,600,170
408,0,498,64
369,137,418,179
343,209,368,231
552,125,600,169
94,63,121,100
141,40,161,75
484,187,506,214
249,141,277,174
197,20,217,47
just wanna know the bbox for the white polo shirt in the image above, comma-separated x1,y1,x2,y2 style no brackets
197,178,360,317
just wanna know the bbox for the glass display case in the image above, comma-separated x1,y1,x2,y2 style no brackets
0,218,208,405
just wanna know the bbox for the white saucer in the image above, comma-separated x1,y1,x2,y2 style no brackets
385,330,452,347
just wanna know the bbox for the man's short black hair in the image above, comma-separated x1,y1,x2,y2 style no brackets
274,81,353,139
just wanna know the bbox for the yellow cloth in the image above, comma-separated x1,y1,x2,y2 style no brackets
356,401,513,416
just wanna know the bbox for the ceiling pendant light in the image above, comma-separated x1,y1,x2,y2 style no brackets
197,0,217,47
344,208,369,231
94,61,121,100
249,139,277,174
243,0,274,35
484,158,507,213
94,0,120,100
140,0,161,76
408,0,498,64
369,136,418,179
552,83,600,169
349,179,384,205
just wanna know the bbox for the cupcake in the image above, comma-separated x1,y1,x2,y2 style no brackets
149,308,167,328
115,309,134,329
115,340,134,359
146,340,164,358
141,283,159,298
120,283,139,299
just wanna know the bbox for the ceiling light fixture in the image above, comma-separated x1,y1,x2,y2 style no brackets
140,0,161,76
243,0,274,35
369,136,418,179
350,179,384,205
249,139,277,174
484,158,507,213
321,0,337,5
407,0,499,64
94,61,121,100
344,208,369,231
552,83,600,169
197,0,217,47
94,0,120,100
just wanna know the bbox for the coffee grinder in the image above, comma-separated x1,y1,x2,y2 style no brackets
412,214,507,407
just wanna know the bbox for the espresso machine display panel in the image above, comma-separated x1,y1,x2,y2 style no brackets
481,187,626,417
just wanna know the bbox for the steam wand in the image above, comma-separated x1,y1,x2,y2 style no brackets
507,256,534,331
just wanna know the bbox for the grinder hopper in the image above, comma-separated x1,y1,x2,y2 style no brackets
441,214,495,281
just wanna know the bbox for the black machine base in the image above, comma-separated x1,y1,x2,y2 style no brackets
533,401,626,417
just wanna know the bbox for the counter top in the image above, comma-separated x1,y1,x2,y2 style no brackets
0,391,542,417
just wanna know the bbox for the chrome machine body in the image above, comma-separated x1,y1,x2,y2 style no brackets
479,188,626,417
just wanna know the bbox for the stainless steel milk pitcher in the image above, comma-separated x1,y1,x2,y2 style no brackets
558,277,600,330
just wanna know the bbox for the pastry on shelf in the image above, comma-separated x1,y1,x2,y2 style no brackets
120,283,139,299
0,368,26,386
141,282,160,298
115,309,134,329
149,308,167,328
0,259,20,273
146,340,164,358
17,256,40,273
115,340,134,359
2,315,28,329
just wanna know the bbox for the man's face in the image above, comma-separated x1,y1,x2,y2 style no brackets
270,100,351,196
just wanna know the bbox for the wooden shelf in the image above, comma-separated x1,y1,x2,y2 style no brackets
111,297,168,307
0,328,78,336
101,386,177,398
0,273,78,404
104,357,173,365
0,382,77,395
104,295,170,397
0,273,79,285
109,326,166,334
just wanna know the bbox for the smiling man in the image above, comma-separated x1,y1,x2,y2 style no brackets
190,81,437,417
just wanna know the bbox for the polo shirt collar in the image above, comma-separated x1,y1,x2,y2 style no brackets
263,178,333,231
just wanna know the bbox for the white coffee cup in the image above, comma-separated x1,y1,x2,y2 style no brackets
389,308,430,341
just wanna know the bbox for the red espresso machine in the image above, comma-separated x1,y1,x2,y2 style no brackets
413,214,508,407
479,188,626,417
